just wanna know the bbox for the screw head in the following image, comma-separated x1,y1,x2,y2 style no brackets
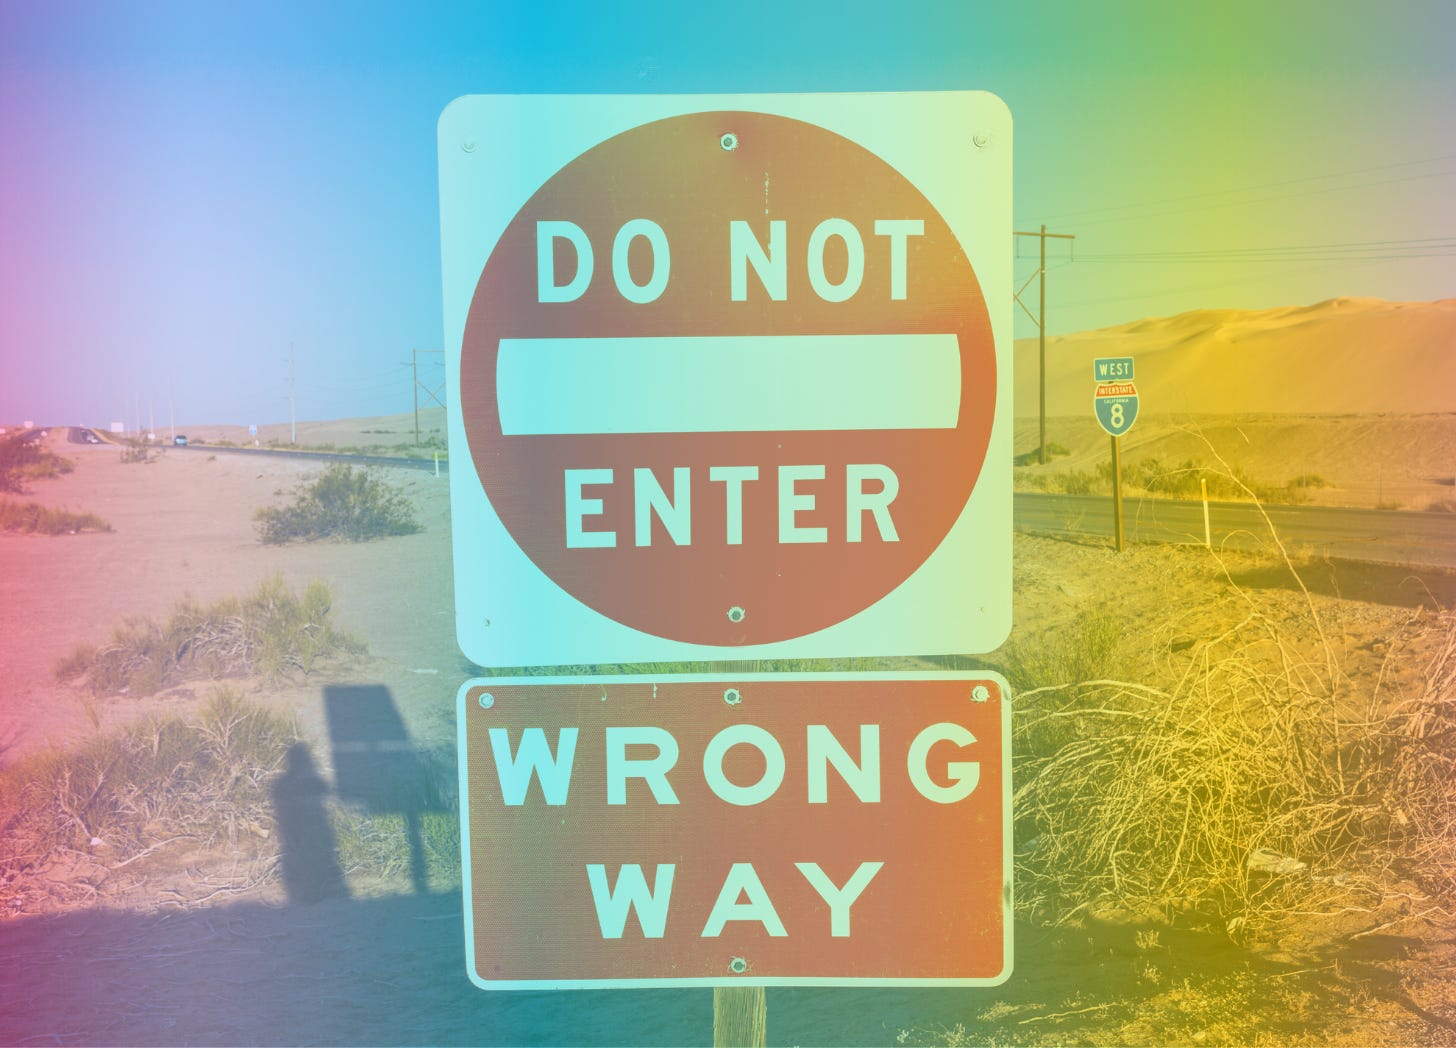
972,684,990,703
720,131,739,152
727,606,746,624
461,139,477,153
972,131,990,148
723,688,742,706
729,956,749,974
477,691,495,709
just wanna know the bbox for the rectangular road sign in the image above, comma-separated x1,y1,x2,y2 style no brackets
457,672,1012,989
1093,356,1134,382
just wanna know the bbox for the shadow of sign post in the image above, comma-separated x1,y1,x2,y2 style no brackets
324,684,440,894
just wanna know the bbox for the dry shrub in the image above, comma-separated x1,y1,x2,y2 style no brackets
254,463,421,544
118,438,159,464
0,690,298,910
0,433,72,492
55,576,364,696
0,498,111,534
1014,587,1456,945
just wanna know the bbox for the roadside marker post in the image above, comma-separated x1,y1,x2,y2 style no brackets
1201,477,1211,548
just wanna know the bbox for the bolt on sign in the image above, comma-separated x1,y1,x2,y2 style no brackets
438,93,1012,666
456,673,1011,988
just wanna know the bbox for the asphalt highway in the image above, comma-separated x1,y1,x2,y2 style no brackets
60,428,1456,571
1014,491,1456,571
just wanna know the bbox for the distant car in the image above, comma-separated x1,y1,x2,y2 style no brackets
174,435,188,446
83,431,101,444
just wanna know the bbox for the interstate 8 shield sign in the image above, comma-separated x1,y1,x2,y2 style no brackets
1094,381,1139,437
438,93,1012,666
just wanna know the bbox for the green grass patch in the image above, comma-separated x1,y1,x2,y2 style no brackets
1001,608,1122,694
55,576,365,696
254,463,422,543
0,498,111,534
329,745,461,893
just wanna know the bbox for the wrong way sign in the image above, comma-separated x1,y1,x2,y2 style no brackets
438,94,1011,666
457,673,1011,989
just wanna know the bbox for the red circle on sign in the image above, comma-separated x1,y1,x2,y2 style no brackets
459,111,995,646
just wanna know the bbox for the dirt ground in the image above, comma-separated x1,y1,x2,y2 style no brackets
2,429,1455,1045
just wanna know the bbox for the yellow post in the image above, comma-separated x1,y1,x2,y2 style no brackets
714,986,767,1047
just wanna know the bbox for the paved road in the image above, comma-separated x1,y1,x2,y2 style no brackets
189,439,448,471
67,433,1453,571
161,437,446,474
1014,491,1456,570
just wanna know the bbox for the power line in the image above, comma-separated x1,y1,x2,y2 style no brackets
1056,254,1397,315
403,348,445,445
1013,226,1076,466
1077,234,1456,265
1045,152,1456,227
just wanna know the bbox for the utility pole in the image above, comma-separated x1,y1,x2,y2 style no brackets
404,349,446,445
167,369,175,443
1013,226,1075,465
289,343,297,445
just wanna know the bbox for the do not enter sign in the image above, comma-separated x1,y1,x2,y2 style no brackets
439,94,1011,666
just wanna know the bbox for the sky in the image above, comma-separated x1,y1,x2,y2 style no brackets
2,1,1453,428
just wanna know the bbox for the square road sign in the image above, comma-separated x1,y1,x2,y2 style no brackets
438,92,1012,666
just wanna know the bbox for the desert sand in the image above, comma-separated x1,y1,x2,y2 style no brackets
1015,297,1456,417
2,298,1455,1044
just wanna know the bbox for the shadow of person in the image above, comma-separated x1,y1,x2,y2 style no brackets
271,743,349,905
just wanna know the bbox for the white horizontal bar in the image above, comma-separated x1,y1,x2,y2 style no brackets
496,335,961,435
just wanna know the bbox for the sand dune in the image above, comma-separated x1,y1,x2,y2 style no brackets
172,297,1456,447
155,298,1456,512
1015,297,1456,417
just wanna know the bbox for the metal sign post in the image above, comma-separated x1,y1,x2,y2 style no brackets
1093,358,1137,552
1110,434,1125,553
